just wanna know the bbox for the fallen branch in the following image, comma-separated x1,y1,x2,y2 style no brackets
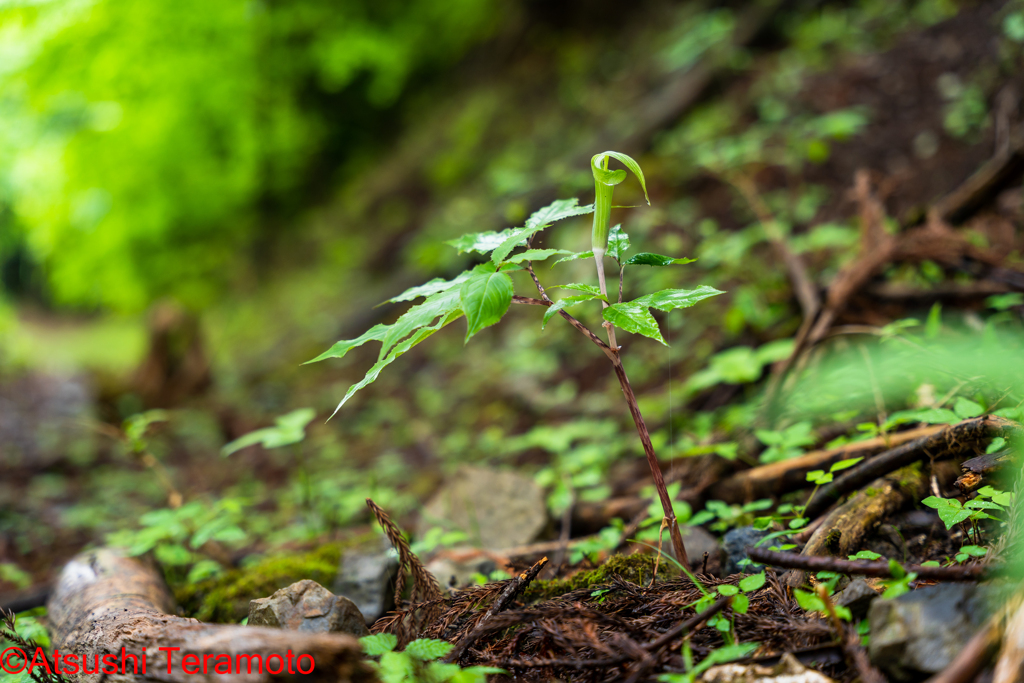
746,546,991,581
802,415,1013,520
45,549,373,683
956,448,1016,493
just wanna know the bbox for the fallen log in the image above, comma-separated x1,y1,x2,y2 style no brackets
709,425,942,503
45,549,375,682
802,415,1014,521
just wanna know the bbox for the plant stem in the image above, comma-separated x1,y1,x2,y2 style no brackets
609,355,689,567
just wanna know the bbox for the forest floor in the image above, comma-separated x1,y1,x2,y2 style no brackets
3,1,1024,681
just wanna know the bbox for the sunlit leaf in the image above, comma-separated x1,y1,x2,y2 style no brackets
524,198,594,229
552,283,605,297
603,302,665,344
405,638,454,661
382,272,473,304
306,324,390,364
445,230,514,255
607,225,630,261
502,249,572,264
361,633,398,656
552,250,594,267
635,285,725,312
738,572,766,592
491,225,548,265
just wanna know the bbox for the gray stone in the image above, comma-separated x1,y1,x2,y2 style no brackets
427,551,502,590
835,579,879,620
722,526,768,575
333,538,399,625
421,465,547,551
248,580,369,636
868,584,987,680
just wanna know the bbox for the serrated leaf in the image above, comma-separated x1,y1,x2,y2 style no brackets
553,283,605,297
306,324,390,365
331,311,462,417
603,302,665,344
445,230,514,254
383,272,474,304
460,269,514,341
543,295,604,328
552,250,594,267
361,633,398,656
380,280,467,359
738,572,766,592
502,248,572,264
405,638,454,661
634,285,725,312
607,225,630,261
525,198,594,229
379,651,415,683
623,253,697,267
593,151,651,205
492,225,547,265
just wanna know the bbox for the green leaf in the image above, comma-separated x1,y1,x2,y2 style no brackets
738,572,766,592
525,198,594,229
634,285,725,312
154,543,193,566
491,225,547,265
958,545,988,557
187,559,224,583
830,457,863,473
793,588,825,612
622,253,697,267
331,310,462,417
888,559,906,579
716,584,739,596
445,230,514,255
691,644,758,677
222,408,316,455
460,269,514,341
383,272,474,304
552,283,605,297
405,638,454,661
552,250,594,267
361,633,398,656
306,324,391,365
542,295,604,329
732,593,749,614
380,277,468,359
986,437,1006,454
594,151,651,205
964,499,1003,511
850,550,882,561
502,248,572,265
606,225,630,261
379,651,415,683
603,302,665,344
953,397,985,419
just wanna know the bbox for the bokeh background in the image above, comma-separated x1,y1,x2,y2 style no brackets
2,0,1023,604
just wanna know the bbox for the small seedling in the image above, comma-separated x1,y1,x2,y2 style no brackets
310,152,725,564
360,633,503,683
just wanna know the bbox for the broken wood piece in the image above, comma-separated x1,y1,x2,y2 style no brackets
802,416,1013,521
956,449,1016,493
710,425,942,503
46,548,374,682
786,466,930,587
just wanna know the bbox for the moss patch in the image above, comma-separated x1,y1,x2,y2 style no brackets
524,553,676,601
174,543,345,623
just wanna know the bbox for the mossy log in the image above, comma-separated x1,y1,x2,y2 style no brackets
47,549,375,683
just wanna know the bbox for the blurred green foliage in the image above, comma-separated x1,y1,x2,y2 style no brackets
0,0,500,310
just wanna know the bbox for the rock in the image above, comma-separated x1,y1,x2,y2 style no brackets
421,465,547,551
835,578,879,620
333,538,399,625
683,526,724,571
426,548,507,589
703,652,835,683
868,583,988,680
722,526,768,575
248,580,369,636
